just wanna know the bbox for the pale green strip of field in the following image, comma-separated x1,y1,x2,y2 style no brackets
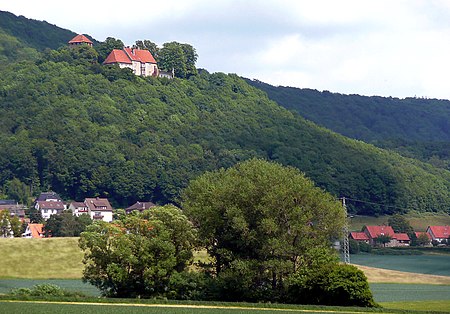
0,300,393,314
380,300,450,312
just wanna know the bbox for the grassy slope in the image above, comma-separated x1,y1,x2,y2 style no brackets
0,238,83,279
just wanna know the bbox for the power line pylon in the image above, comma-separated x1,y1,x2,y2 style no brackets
342,197,350,264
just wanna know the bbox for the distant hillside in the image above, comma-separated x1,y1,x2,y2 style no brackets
0,46,450,215
0,10,79,51
246,79,450,170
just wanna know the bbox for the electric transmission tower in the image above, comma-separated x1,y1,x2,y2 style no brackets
342,197,350,264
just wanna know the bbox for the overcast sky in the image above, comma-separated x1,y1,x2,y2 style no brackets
2,0,450,99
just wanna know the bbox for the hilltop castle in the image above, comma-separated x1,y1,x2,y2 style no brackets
68,34,173,78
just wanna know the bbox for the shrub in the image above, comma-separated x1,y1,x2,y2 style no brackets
287,264,377,307
359,242,372,253
349,239,360,254
10,284,86,298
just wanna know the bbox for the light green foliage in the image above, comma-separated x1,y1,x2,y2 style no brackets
0,210,21,237
183,159,345,301
158,41,198,78
79,206,196,297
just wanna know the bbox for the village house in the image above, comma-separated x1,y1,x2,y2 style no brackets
34,192,65,220
426,225,450,243
22,223,45,238
351,225,411,247
68,201,89,217
103,47,158,77
84,197,113,222
0,200,25,220
68,34,93,47
125,201,156,214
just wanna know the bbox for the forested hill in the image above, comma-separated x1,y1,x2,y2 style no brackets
245,79,450,170
0,10,78,51
1,46,450,215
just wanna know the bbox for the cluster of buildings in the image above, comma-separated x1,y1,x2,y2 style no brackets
1,191,157,238
350,225,450,247
68,34,173,78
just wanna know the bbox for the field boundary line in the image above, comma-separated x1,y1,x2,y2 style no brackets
0,300,390,313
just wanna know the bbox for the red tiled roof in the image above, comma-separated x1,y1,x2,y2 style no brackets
394,233,410,241
68,34,93,44
415,232,431,240
103,49,132,64
29,223,44,238
124,47,157,63
427,226,450,239
85,198,113,212
36,201,64,210
364,225,395,238
350,232,369,241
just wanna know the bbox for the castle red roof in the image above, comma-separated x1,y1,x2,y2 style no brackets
125,48,157,64
103,49,132,64
68,34,93,44
350,232,369,241
427,226,450,239
364,225,395,238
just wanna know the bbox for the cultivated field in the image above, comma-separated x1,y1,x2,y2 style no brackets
0,237,84,279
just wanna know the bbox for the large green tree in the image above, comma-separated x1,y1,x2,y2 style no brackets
79,205,196,297
182,158,345,301
158,41,198,78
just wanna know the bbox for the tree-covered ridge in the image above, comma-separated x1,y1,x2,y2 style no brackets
1,47,449,216
0,10,79,51
245,79,450,170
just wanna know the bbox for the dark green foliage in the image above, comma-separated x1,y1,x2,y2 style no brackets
0,10,79,51
349,239,360,254
79,205,196,298
3,178,31,205
246,79,450,171
158,42,198,78
96,37,124,63
374,234,392,247
183,159,346,302
388,214,413,233
10,283,86,297
0,38,449,214
287,263,376,307
359,242,372,253
44,212,92,237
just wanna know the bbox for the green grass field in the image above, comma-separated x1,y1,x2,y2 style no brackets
0,237,83,279
380,300,450,312
0,300,413,314
350,254,450,276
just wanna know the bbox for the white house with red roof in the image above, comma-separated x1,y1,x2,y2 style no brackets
426,225,450,243
68,34,93,47
68,201,89,217
84,197,113,222
103,47,158,77
360,225,410,247
35,201,65,220
349,232,370,243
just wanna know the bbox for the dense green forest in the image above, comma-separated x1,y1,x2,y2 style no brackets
246,79,450,170
0,11,79,51
0,12,449,215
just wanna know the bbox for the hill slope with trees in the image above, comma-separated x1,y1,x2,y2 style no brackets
0,43,449,215
245,79,450,171
0,10,78,51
